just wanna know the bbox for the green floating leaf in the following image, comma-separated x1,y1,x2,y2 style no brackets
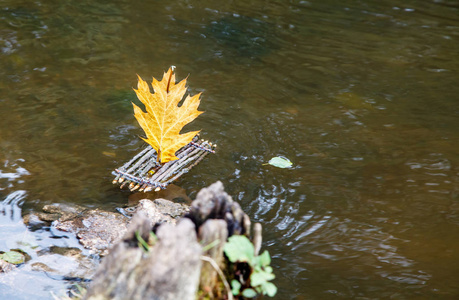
231,279,241,296
0,251,25,264
242,288,257,298
223,235,255,264
266,156,292,168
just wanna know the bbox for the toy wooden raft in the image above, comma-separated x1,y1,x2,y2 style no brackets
112,66,215,192
112,135,215,192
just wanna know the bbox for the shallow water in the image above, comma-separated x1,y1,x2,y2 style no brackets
1,0,458,299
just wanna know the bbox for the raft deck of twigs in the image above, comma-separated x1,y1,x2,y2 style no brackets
112,135,216,192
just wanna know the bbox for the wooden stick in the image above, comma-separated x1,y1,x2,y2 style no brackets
154,148,202,182
200,256,233,300
113,135,214,191
121,146,152,170
126,148,156,174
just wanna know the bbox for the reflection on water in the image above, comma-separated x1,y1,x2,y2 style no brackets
0,190,93,299
0,0,458,299
0,159,29,191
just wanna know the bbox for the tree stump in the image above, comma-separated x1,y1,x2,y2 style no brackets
199,219,228,298
84,214,202,300
186,181,251,237
84,181,255,300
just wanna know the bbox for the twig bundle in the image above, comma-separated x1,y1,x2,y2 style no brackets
112,135,216,192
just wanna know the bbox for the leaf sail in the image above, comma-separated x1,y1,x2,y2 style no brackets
133,67,203,163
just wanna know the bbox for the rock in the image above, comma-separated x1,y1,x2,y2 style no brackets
30,262,58,273
27,246,97,281
26,199,188,256
128,184,192,205
0,259,16,273
118,199,190,226
149,198,190,219
43,203,87,222
22,213,46,230
135,199,189,225
23,203,87,225
54,209,129,256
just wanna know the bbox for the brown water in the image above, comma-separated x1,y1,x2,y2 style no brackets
1,0,458,299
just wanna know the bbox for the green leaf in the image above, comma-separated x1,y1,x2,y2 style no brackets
224,235,255,264
266,156,292,168
202,239,220,252
231,279,241,296
250,270,275,287
0,251,25,264
135,230,150,252
262,281,278,297
258,250,271,267
242,288,257,298
149,231,158,245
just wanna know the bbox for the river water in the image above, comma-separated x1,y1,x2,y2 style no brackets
0,0,458,299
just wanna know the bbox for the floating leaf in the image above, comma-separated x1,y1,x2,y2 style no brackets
0,251,25,264
266,156,292,168
133,67,203,163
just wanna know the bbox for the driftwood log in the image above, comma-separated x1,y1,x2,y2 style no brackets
84,181,258,300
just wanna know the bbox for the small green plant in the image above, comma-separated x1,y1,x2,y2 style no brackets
135,230,157,252
224,235,277,298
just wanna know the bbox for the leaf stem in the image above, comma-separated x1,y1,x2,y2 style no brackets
166,67,174,93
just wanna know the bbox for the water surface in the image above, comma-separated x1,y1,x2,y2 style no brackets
1,0,458,299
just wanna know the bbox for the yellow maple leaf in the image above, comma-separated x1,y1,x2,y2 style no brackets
132,67,203,163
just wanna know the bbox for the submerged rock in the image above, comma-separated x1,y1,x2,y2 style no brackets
41,203,87,222
25,199,189,256
27,246,97,281
0,259,16,273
